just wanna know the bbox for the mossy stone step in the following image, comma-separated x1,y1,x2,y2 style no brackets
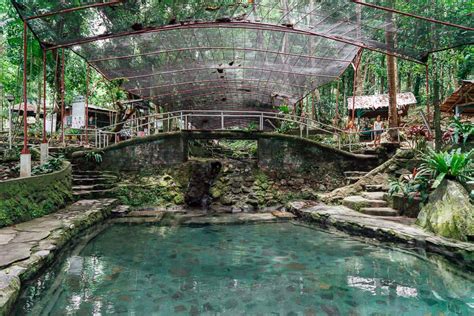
360,207,399,217
72,184,115,191
73,177,117,185
342,195,387,212
72,174,117,179
344,171,368,178
72,170,115,176
361,191,387,201
346,176,363,184
363,184,388,192
73,189,115,199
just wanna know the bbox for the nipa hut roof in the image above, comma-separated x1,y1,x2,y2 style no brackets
347,92,417,110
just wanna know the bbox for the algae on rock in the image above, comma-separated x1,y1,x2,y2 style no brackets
417,180,474,241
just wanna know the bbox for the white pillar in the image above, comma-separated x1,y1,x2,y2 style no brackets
20,153,31,177
40,143,49,164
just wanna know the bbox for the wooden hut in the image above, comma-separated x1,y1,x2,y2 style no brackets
440,80,473,118
347,92,417,119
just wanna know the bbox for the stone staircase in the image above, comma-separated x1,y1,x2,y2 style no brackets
342,184,399,217
72,167,119,200
344,171,368,185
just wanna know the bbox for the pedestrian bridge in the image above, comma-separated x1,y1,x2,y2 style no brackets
76,130,380,186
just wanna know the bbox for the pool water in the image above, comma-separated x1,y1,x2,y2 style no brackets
16,223,473,315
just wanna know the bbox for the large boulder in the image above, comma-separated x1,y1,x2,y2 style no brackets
417,180,474,241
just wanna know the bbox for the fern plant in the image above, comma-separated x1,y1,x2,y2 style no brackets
418,148,473,188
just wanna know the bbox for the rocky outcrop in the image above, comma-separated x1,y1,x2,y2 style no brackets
0,199,119,315
417,180,474,241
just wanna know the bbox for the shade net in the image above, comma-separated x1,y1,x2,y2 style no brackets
12,0,473,116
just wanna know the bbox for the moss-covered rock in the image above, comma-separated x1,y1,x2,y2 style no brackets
417,180,474,241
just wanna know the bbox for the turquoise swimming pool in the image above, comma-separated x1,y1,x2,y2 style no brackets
15,223,473,315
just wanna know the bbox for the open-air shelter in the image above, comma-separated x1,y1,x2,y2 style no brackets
9,0,474,176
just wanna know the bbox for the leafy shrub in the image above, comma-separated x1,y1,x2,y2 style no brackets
85,150,103,164
418,148,473,188
446,117,473,145
406,125,432,150
389,169,429,202
31,156,64,176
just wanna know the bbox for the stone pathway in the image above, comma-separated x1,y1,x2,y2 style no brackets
0,198,118,315
288,201,474,269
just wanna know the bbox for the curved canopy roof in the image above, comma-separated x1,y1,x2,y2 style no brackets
12,0,474,112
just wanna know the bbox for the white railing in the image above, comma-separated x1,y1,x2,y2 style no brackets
92,110,346,149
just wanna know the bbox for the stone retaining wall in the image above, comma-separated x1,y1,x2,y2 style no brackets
79,131,378,176
0,162,72,228
99,133,187,171
0,199,118,315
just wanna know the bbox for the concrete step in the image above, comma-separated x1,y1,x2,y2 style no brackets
363,184,388,192
342,195,388,212
361,191,387,201
72,184,115,191
73,188,115,199
360,207,399,217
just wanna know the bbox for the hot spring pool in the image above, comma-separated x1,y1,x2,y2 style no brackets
15,223,473,315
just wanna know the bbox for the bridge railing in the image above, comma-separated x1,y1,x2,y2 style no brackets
92,110,346,149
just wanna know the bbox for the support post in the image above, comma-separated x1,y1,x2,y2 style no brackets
85,64,90,145
40,49,48,164
20,21,31,177
260,113,264,130
8,102,12,149
60,48,65,147
221,112,224,129
306,117,309,138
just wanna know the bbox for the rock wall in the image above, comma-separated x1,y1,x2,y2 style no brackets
0,162,72,227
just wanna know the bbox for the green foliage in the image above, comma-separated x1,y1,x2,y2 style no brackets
389,171,429,202
0,163,72,227
245,122,258,131
31,156,64,175
419,148,474,188
448,117,473,145
84,150,103,164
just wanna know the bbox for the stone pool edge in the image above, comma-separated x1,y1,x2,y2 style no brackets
287,201,474,270
0,199,119,316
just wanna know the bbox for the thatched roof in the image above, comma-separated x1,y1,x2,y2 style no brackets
347,92,417,110
440,80,474,115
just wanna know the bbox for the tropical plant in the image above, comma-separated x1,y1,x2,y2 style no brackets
389,169,429,201
406,125,432,151
84,150,103,164
447,117,473,145
31,156,64,175
418,148,473,188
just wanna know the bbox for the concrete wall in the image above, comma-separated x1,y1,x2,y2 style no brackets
0,162,72,227
257,134,379,185
91,132,378,181
100,133,187,172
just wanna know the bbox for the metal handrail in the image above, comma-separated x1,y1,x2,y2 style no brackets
92,110,345,149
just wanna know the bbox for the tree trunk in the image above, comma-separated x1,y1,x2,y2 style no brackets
385,1,398,139
433,58,442,150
